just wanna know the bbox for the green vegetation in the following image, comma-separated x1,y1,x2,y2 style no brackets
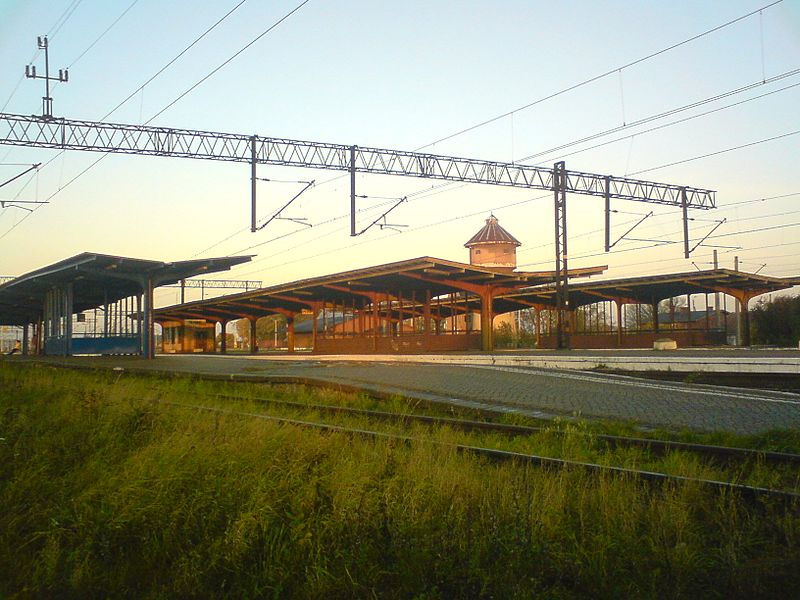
751,293,800,346
1,362,799,599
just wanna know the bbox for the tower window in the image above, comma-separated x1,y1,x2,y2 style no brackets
475,249,481,254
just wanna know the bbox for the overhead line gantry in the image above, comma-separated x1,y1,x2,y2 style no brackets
0,111,716,348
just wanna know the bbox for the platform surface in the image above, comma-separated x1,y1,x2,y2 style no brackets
9,350,800,435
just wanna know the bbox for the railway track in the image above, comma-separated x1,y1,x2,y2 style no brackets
160,396,800,508
20,361,800,504
209,392,800,467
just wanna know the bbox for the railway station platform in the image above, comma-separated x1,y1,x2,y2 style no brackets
6,348,800,435
228,348,800,375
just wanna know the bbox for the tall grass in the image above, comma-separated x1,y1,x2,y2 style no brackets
1,362,799,598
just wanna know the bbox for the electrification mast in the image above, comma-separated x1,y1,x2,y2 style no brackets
24,37,69,120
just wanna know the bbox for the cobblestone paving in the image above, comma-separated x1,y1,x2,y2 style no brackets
15,354,800,435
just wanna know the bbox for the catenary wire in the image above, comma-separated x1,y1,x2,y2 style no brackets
47,0,84,40
145,0,310,124
629,128,800,176
530,79,800,166
65,0,142,70
520,68,800,164
100,0,249,121
517,221,800,269
415,0,784,150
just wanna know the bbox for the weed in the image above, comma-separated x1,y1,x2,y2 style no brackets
0,362,798,598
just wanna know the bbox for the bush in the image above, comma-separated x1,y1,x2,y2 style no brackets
751,294,800,346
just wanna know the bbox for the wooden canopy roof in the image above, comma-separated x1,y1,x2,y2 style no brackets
0,253,251,325
155,256,605,323
495,268,800,312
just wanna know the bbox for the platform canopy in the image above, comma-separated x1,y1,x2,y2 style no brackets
0,252,252,326
155,256,606,323
496,268,800,312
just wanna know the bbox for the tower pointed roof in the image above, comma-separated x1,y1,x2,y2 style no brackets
464,215,521,248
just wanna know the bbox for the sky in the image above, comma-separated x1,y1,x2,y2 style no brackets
0,0,799,308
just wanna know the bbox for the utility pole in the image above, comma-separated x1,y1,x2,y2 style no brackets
553,161,569,349
24,37,68,120
713,249,721,331
734,255,740,344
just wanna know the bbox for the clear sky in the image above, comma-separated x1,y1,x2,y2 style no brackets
1,0,798,307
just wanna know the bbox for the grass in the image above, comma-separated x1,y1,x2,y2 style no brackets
1,361,800,598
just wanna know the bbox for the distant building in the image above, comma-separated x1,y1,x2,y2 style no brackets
464,215,522,338
658,308,734,333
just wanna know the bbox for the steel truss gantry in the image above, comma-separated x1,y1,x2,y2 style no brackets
0,112,717,348
165,278,263,303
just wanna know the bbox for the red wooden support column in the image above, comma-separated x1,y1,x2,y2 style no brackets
372,297,379,351
249,318,258,354
22,323,29,355
740,295,753,347
651,300,660,334
219,320,228,354
480,290,494,352
141,277,154,359
287,316,295,353
311,307,318,352
423,289,432,350
726,290,756,347
615,300,623,348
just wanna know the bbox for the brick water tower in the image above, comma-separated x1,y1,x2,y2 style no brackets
464,215,521,270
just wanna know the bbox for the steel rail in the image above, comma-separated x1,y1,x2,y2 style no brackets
0,112,716,208
163,400,800,506
210,392,800,467
27,361,800,468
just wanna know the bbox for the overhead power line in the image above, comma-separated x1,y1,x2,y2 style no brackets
101,0,250,121
146,0,311,123
416,0,784,150
517,220,800,270
522,69,800,164
65,0,141,70
47,0,84,40
629,128,800,176
536,81,800,166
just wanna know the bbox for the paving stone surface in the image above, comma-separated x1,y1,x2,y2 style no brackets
20,354,799,435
